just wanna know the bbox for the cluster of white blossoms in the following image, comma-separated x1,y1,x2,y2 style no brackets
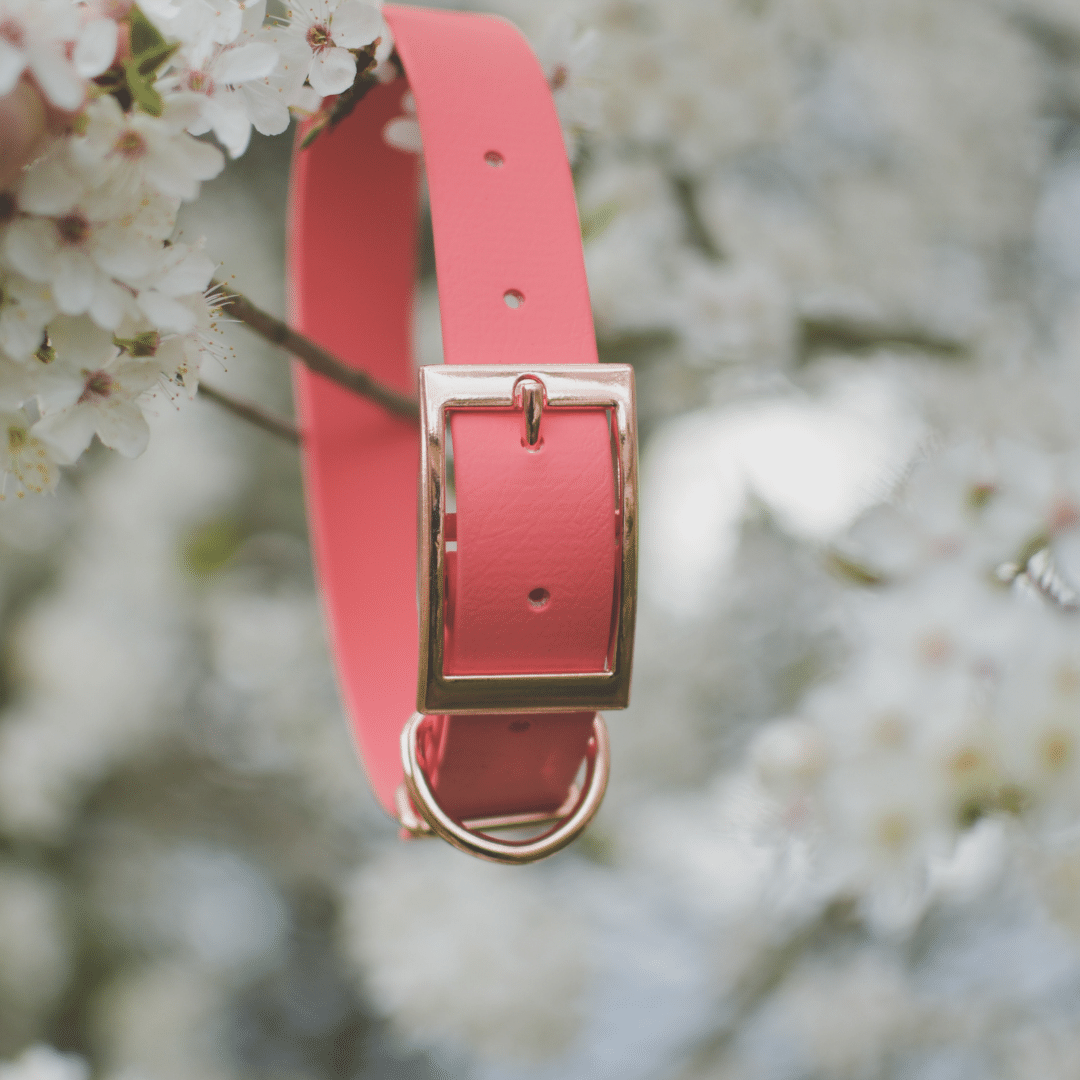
734,438,1080,926
0,1046,86,1080
0,0,391,500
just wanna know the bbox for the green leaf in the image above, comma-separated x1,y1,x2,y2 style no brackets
116,4,180,114
182,520,245,579
123,57,164,116
825,550,886,587
114,331,161,358
299,121,327,151
137,40,180,78
127,4,169,59
580,200,620,244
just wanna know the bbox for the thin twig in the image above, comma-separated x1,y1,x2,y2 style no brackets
211,280,421,424
198,381,301,445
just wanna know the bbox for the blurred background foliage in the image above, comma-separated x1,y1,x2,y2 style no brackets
7,1,1080,1078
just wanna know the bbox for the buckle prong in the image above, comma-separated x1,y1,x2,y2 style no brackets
516,377,545,447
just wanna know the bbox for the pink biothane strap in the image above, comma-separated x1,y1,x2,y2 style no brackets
288,5,615,823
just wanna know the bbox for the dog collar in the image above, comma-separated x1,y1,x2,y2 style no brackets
288,4,638,863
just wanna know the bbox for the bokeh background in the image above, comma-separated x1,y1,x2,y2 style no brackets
6,0,1080,1077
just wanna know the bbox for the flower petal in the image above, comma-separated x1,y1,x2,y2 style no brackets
29,46,84,111
160,93,205,133
331,1,382,49
216,40,278,83
5,219,60,284
211,3,244,45
17,147,85,216
289,83,323,114
142,134,225,201
74,19,119,79
48,314,117,367
138,290,198,334
308,45,357,97
115,358,164,395
92,229,157,282
0,360,38,410
208,97,253,158
33,405,100,463
31,362,86,414
154,249,216,297
0,413,60,495
94,400,151,457
243,84,291,136
0,39,26,97
240,0,268,34
0,280,54,362
52,251,96,316
89,280,132,331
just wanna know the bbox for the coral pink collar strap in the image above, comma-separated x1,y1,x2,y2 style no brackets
288,5,637,863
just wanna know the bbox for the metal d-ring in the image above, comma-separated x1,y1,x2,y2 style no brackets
400,712,609,864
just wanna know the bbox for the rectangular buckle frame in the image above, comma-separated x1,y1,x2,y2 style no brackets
417,364,638,715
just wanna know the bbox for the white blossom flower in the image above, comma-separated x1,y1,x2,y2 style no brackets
0,409,61,497
673,260,796,367
533,16,601,158
132,240,216,333
112,310,205,402
32,315,160,460
748,435,1080,928
242,23,318,126
0,352,41,409
69,94,225,209
283,0,385,97
343,845,591,1062
0,1,117,111
0,1045,87,1080
12,140,87,219
32,357,159,459
5,189,179,329
169,284,227,395
0,270,55,362
140,0,266,51
159,36,281,158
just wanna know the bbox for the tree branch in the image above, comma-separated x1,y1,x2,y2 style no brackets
198,381,301,445
211,280,421,425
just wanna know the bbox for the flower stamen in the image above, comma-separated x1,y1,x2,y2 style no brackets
56,211,91,247
0,18,25,49
79,370,114,403
113,129,149,160
187,70,215,95
7,425,27,453
306,23,332,52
